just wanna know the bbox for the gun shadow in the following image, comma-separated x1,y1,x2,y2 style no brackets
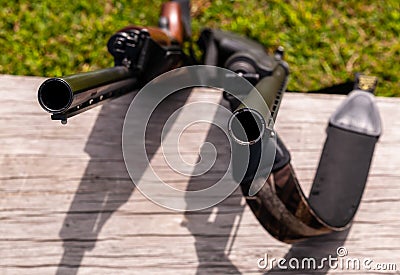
264,228,351,274
55,86,349,275
56,90,191,275
183,98,245,274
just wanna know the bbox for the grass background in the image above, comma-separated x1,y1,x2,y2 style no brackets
0,0,399,96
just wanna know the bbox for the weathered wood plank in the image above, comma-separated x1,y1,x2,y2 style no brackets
0,74,399,275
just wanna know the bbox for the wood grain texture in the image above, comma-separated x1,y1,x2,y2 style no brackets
0,74,399,275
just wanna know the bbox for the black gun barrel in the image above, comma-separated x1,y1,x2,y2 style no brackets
227,56,289,187
38,66,138,122
228,62,289,145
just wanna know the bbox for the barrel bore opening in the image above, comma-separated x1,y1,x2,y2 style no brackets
229,109,265,145
38,79,72,113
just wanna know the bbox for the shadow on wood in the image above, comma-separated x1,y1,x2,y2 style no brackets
56,90,192,274
56,93,136,274
183,98,245,274
264,228,351,274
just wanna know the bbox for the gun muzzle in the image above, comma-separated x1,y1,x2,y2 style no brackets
228,108,266,145
38,78,73,113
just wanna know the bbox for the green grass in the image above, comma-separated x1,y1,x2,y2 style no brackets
1,0,399,96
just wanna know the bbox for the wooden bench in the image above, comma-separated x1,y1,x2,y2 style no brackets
0,74,399,274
